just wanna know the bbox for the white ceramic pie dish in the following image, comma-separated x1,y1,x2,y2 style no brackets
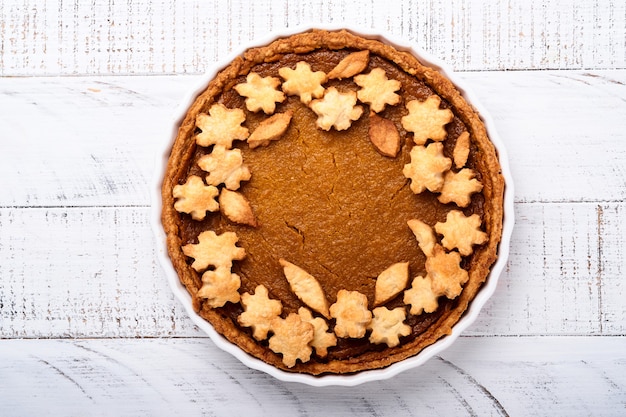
151,25,514,387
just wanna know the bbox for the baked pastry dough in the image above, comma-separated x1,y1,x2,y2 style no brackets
161,29,504,375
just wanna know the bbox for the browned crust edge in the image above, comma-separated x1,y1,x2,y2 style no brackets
161,29,505,376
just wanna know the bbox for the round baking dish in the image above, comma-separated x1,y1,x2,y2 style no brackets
152,25,514,387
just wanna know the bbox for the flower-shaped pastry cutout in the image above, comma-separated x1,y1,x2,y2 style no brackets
182,230,246,272
329,290,372,339
279,61,327,104
402,142,452,194
173,175,219,221
437,169,483,207
368,307,411,347
234,72,286,114
298,307,337,358
401,95,454,145
239,285,283,341
195,103,249,148
435,210,488,256
197,266,241,308
197,145,251,190
354,68,401,113
426,245,468,299
310,87,364,131
269,313,314,367
403,275,439,315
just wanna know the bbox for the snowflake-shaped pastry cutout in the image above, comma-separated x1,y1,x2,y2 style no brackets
297,307,337,358
197,145,251,190
197,266,241,308
181,230,246,272
234,72,286,114
401,95,454,145
426,245,468,300
279,61,327,104
238,285,283,341
354,68,402,113
435,210,488,256
195,103,249,148
309,87,364,131
368,307,411,347
402,142,452,194
329,290,372,338
172,175,219,221
269,313,314,367
437,168,483,207
403,275,439,315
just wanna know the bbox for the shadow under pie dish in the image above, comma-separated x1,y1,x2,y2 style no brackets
155,27,511,384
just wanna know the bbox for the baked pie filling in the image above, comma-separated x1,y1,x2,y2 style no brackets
161,29,505,375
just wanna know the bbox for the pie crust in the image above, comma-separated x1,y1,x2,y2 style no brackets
161,29,505,375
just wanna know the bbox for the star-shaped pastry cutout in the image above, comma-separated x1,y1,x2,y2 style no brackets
172,175,219,221
197,266,241,308
434,210,488,256
368,306,411,347
197,145,251,190
329,290,372,338
403,275,439,315
401,95,454,145
181,230,246,272
279,61,327,104
437,168,483,207
309,87,363,131
402,142,452,194
238,285,283,341
354,68,402,113
195,103,249,148
425,245,468,299
297,307,337,358
234,72,286,114
269,313,314,367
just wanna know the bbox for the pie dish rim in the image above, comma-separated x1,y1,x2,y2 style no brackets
150,24,515,387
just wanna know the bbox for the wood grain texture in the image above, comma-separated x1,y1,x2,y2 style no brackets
0,0,624,76
1,203,624,339
1,0,625,413
1,70,625,208
0,337,623,416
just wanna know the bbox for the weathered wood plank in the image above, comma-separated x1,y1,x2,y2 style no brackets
462,70,626,204
1,203,623,339
0,207,202,339
1,0,624,76
0,337,623,416
0,70,625,208
468,202,625,337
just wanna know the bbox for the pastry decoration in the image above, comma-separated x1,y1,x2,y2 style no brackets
368,307,412,347
170,38,494,369
401,95,454,145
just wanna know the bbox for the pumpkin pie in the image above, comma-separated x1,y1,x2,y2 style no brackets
160,29,505,375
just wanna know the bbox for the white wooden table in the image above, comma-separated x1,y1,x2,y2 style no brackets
1,1,625,415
